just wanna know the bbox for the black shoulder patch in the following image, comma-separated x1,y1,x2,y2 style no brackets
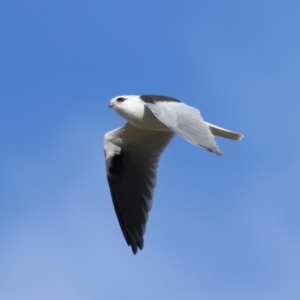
109,149,126,176
140,95,181,103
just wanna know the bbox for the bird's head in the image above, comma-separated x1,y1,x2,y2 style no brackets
109,95,144,121
109,96,128,109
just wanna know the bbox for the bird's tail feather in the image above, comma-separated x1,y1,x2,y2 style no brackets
206,122,243,141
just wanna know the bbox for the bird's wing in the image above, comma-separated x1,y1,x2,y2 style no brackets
104,123,174,254
143,100,223,156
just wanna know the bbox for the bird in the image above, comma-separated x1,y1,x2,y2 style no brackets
104,95,243,254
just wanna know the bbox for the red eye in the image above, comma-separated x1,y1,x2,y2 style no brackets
116,97,126,103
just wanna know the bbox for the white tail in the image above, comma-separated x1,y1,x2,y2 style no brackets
206,122,243,141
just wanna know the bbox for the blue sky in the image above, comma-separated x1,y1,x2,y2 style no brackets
1,1,300,299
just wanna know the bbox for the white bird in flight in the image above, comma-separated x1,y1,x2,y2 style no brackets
104,95,243,254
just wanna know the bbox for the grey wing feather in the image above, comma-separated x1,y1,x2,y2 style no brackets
144,101,223,156
104,123,174,254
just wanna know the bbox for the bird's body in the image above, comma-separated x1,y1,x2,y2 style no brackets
104,95,242,254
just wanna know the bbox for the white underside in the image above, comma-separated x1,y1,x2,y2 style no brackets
115,103,171,132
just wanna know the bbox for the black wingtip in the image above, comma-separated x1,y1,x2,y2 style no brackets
131,243,144,255
124,229,144,255
131,245,138,255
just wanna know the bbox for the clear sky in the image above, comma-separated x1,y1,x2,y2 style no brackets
1,1,300,299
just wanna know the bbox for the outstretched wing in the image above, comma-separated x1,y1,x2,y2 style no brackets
141,96,223,156
104,123,174,254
